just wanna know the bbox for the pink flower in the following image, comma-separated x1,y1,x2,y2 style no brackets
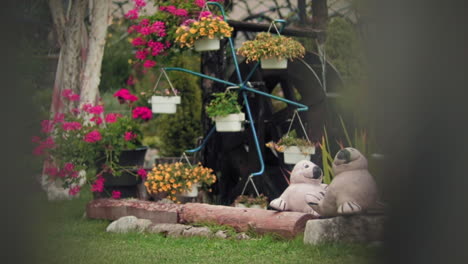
44,167,59,176
113,88,138,103
124,131,137,141
87,105,104,115
148,41,165,56
82,103,93,112
143,60,156,68
90,116,103,125
105,113,122,123
139,26,152,35
137,169,147,180
150,21,166,37
200,11,213,18
131,37,146,46
33,137,55,156
132,106,152,121
41,120,54,133
71,108,80,115
69,94,80,101
126,75,136,86
91,176,105,193
84,130,102,143
139,18,150,27
135,49,149,60
165,5,176,13
112,190,121,199
69,186,81,196
125,8,139,20
127,24,141,34
195,0,205,8
62,121,82,131
133,0,146,8
63,163,74,172
53,113,65,123
174,8,188,17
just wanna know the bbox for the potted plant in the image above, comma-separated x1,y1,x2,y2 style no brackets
174,12,233,52
33,88,153,198
234,194,269,209
148,71,181,114
267,130,316,164
237,32,306,69
144,162,217,203
205,91,245,132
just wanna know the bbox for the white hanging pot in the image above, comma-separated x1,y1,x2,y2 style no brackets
180,184,198,198
194,37,220,52
150,96,181,114
213,112,245,132
249,204,267,209
234,203,247,208
283,146,315,164
260,57,288,69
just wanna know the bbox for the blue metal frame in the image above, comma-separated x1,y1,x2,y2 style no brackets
164,2,309,180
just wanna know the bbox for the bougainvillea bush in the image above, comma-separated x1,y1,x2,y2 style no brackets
125,0,225,69
33,88,153,197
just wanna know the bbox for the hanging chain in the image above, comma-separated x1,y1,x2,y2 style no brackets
179,152,194,168
240,175,261,197
267,20,282,36
286,110,311,142
152,68,178,96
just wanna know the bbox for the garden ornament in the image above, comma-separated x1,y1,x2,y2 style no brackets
305,147,379,217
269,160,327,216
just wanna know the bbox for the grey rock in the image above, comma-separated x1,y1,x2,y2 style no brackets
303,215,385,245
106,216,139,233
182,227,212,238
214,230,229,239
236,233,251,240
149,223,190,237
135,219,153,232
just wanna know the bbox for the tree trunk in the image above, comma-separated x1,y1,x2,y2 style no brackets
80,0,110,106
179,203,317,238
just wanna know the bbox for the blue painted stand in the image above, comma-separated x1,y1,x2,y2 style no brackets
164,2,309,195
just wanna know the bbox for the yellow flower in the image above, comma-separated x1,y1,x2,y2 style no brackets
189,28,197,34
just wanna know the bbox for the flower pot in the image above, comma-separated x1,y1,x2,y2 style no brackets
150,96,181,114
213,113,245,132
194,37,220,52
180,184,198,198
234,203,247,208
283,146,315,164
260,57,288,69
94,147,148,199
249,204,267,209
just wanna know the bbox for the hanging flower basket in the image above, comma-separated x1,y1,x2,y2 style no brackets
283,146,315,164
194,37,220,52
150,95,181,114
213,112,245,132
260,57,288,69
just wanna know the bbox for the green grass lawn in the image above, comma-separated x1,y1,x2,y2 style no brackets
34,190,380,264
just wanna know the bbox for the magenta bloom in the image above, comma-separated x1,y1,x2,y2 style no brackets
131,37,146,46
127,24,141,34
62,121,82,131
150,21,166,37
139,26,152,35
126,75,136,86
84,130,102,143
113,88,138,103
124,131,137,141
195,0,205,8
63,163,75,172
132,106,152,121
105,113,122,123
148,41,165,56
41,120,54,133
125,8,139,20
69,94,80,101
44,167,59,177
53,113,65,123
112,190,121,199
137,169,147,180
33,137,55,156
135,49,149,60
69,186,81,196
82,103,93,112
143,60,156,68
90,116,103,125
91,176,105,193
174,8,188,17
87,105,104,115
133,0,146,8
